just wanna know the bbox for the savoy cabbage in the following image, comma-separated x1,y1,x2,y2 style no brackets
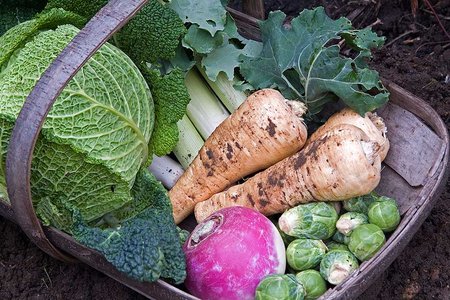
0,9,186,283
0,16,153,221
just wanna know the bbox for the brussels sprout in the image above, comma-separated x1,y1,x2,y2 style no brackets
255,274,306,300
296,270,327,300
348,224,386,261
336,212,368,236
332,231,350,245
343,192,377,214
320,250,359,285
274,220,297,246
286,239,328,271
325,241,349,252
279,203,338,240
367,196,400,232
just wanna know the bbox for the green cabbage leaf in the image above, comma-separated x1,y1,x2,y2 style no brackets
0,15,153,224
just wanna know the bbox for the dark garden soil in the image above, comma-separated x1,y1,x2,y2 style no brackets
0,1,449,299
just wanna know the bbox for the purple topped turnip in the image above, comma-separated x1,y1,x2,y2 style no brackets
183,206,286,300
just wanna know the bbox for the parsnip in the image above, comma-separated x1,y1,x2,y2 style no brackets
169,89,308,224
194,124,382,222
308,108,389,160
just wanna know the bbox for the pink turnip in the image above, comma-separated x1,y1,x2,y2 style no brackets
183,206,286,300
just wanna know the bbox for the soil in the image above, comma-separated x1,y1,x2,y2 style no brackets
0,0,449,299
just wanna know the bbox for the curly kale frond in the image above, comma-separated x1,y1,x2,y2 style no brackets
72,169,186,284
114,0,186,64
141,66,191,157
46,0,186,65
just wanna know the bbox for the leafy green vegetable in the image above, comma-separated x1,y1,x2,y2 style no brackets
201,42,244,81
286,239,328,271
367,196,400,232
171,0,248,81
279,202,338,240
274,220,296,246
0,119,12,202
255,274,306,300
325,240,349,252
332,231,350,245
240,7,389,115
113,0,186,64
177,226,190,245
45,0,108,19
183,24,225,55
1,9,187,283
343,192,378,214
336,212,368,236
46,0,186,64
45,0,189,160
142,66,191,156
0,13,153,225
72,169,186,283
0,8,86,68
168,0,227,36
320,250,359,285
348,224,386,261
296,270,327,300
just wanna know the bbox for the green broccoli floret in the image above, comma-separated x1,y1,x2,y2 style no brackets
142,67,191,156
72,169,186,284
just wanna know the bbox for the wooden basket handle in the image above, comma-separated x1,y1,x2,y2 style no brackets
5,0,148,263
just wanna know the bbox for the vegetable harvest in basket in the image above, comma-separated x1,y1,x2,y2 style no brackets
0,0,400,297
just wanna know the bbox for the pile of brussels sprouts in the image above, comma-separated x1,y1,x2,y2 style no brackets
255,192,401,300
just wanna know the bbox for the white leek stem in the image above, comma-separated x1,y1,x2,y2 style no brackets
148,155,184,189
197,66,247,112
173,115,204,169
185,68,230,139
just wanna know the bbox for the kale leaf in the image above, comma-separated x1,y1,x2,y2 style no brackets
240,7,389,115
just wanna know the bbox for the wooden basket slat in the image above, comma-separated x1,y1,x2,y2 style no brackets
241,0,265,19
380,102,445,186
227,7,262,40
376,165,422,215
